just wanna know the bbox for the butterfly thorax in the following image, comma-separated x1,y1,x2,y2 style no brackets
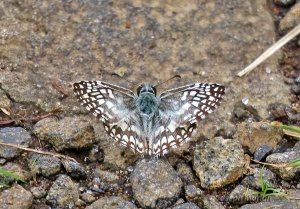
135,84,159,118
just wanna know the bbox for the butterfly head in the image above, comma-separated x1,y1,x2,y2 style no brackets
137,84,157,96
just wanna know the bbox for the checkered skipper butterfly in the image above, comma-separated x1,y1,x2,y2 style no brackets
73,80,225,156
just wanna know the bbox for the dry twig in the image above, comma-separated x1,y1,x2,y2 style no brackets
251,159,295,170
0,142,78,163
237,24,300,77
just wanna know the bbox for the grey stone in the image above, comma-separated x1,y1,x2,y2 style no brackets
0,127,31,159
87,145,104,163
239,200,300,209
176,162,196,184
232,101,261,122
293,140,300,151
279,2,300,33
95,129,139,169
193,137,248,189
274,0,296,7
46,175,79,208
0,89,11,109
241,167,277,190
173,198,185,206
0,184,33,209
30,186,47,198
202,195,225,209
62,159,87,179
173,202,200,209
287,189,300,203
295,76,300,84
0,158,6,165
86,196,137,209
291,84,300,95
0,162,31,185
33,116,96,151
254,144,272,161
130,158,183,209
94,169,121,183
229,185,259,205
28,153,61,177
184,184,203,206
266,151,300,180
80,191,96,204
235,121,283,153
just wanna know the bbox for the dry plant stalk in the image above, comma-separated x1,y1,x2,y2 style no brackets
251,159,296,170
237,24,300,77
0,142,78,163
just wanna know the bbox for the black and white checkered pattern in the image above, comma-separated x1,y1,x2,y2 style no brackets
73,81,225,156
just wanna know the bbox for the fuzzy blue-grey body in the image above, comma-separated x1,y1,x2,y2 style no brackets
135,84,160,151
136,86,159,117
73,80,225,156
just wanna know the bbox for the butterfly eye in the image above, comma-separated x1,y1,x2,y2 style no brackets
137,86,143,95
150,86,157,95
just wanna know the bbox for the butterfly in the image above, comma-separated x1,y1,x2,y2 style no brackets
73,80,225,157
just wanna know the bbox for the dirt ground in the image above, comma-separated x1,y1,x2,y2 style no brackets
0,0,299,209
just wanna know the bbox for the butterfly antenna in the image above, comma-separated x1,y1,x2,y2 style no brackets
153,75,181,88
111,73,138,86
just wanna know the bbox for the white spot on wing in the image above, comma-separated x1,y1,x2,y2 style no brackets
181,91,188,100
190,91,197,96
182,103,191,110
82,94,89,99
184,114,192,121
97,99,105,105
161,136,167,145
167,120,177,132
193,97,201,101
209,96,215,101
106,101,114,109
191,101,199,107
130,136,135,144
123,135,129,142
168,135,176,143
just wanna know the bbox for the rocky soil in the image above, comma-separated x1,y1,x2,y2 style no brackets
0,0,299,208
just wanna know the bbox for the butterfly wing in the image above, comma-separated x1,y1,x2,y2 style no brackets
73,81,146,154
151,83,225,156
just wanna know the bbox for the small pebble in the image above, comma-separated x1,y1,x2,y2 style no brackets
254,144,272,161
291,84,300,95
81,191,96,204
295,76,300,84
31,186,47,198
274,0,295,7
